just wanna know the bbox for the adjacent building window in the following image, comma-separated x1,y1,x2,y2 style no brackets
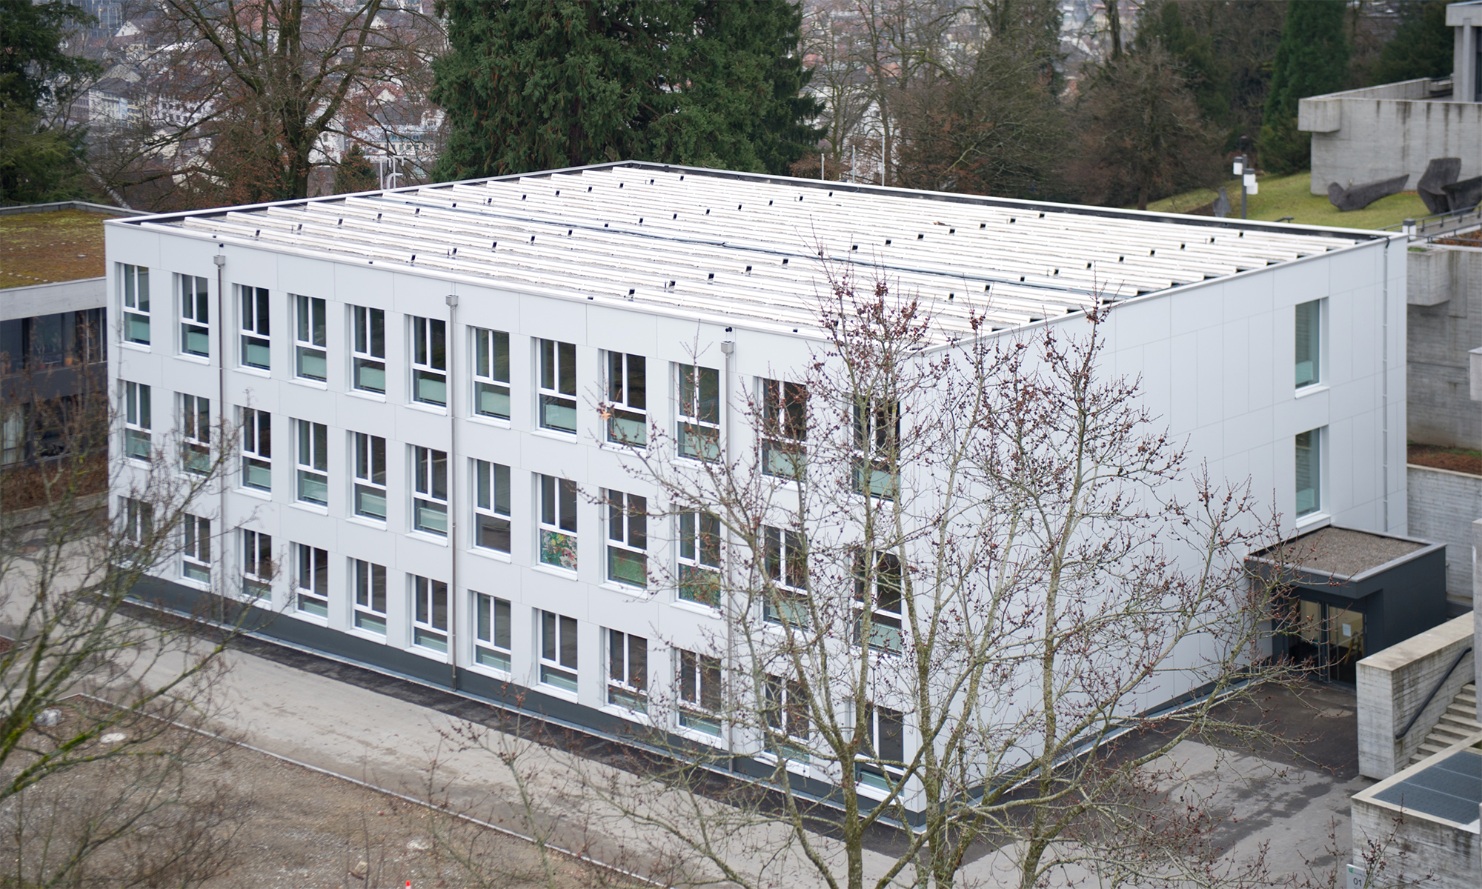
411,316,447,407
606,491,647,589
605,352,647,445
763,525,808,626
352,558,387,634
677,510,722,607
606,629,648,711
182,514,211,583
412,445,448,536
853,398,900,499
294,543,329,617
178,274,210,357
538,339,577,433
241,529,273,600
764,674,810,759
352,432,387,521
121,497,153,547
294,420,329,506
120,264,150,345
411,575,449,652
238,285,271,370
677,649,722,736
473,327,510,419
1295,300,1322,389
123,381,151,462
677,364,720,460
1296,428,1323,518
760,378,806,479
539,610,579,692
855,551,904,653
472,459,511,553
293,295,328,381
351,305,386,394
857,704,906,791
472,592,512,671
538,474,578,570
240,408,272,492
180,393,211,475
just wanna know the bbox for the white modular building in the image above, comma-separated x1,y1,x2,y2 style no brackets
106,162,1408,805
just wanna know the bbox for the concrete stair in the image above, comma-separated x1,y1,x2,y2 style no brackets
1411,682,1482,763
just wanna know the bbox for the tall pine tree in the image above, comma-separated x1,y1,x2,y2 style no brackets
431,0,821,180
1259,0,1348,175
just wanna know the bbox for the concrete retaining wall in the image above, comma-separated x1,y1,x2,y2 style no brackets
1408,243,1482,450
1356,613,1475,780
1407,465,1482,608
1353,793,1480,889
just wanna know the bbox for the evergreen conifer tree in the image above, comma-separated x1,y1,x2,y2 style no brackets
1259,0,1348,175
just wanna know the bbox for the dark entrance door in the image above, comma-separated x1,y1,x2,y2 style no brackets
1283,596,1366,683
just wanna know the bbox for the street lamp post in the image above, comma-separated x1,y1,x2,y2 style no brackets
1233,154,1259,219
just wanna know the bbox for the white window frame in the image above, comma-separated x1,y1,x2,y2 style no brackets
121,497,153,549
119,263,150,345
294,419,328,506
412,445,448,536
242,529,273,600
764,674,811,759
606,629,648,712
853,397,900,499
537,338,577,433
180,393,210,475
238,285,271,370
472,327,510,420
763,525,808,626
240,407,271,492
604,351,647,446
351,305,386,394
676,364,720,461
855,550,904,654
539,610,579,692
472,459,511,554
411,316,447,407
606,490,647,589
1296,427,1323,519
293,294,327,382
857,704,907,791
352,558,387,635
411,575,449,653
472,591,512,671
178,274,209,357
352,432,387,521
538,474,578,571
182,513,211,584
1295,299,1323,389
760,378,806,479
677,649,722,736
677,510,722,607
294,542,329,618
123,380,151,462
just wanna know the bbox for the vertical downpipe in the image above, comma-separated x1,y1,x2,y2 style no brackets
1381,240,1392,533
445,293,460,688
213,252,228,617
720,332,737,767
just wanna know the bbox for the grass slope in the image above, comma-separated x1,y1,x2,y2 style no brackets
1143,172,1430,232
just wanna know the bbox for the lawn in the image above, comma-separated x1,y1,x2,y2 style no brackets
1143,171,1431,232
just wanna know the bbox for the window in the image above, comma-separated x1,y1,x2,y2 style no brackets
180,393,210,475
472,327,510,419
855,551,903,653
677,510,722,607
538,474,578,570
352,559,387,634
472,459,511,553
857,704,906,791
605,352,646,445
677,364,720,460
1296,428,1323,518
240,408,271,492
121,497,153,548
760,378,806,479
351,305,386,393
239,285,271,370
411,575,449,652
472,592,511,670
352,432,387,520
764,674,810,759
178,274,209,357
763,525,808,626
294,543,329,617
242,529,273,599
1295,300,1322,389
538,339,577,433
606,491,647,589
293,294,327,381
123,381,151,462
606,629,648,711
539,610,578,692
294,420,328,506
677,649,722,736
411,316,447,406
412,445,448,536
853,398,899,499
182,514,211,583
120,264,150,345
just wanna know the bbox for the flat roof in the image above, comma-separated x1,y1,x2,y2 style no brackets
119,162,1382,337
1254,526,1429,578
1,204,135,290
